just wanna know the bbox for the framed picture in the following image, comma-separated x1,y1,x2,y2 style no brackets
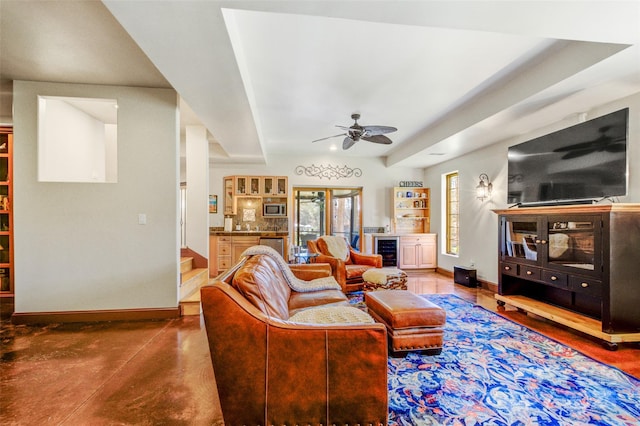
209,195,218,213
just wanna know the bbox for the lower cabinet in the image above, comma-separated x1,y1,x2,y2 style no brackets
399,234,436,269
231,236,260,264
210,235,259,276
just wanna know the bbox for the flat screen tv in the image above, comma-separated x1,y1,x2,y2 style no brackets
507,108,628,206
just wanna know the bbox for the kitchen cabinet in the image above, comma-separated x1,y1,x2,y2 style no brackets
224,176,288,215
399,234,436,269
223,177,234,215
231,236,260,263
261,176,288,197
210,235,260,275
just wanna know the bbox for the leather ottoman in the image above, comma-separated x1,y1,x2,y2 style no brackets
365,290,446,356
362,267,408,291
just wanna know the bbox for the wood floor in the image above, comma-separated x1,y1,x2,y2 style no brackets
1,271,638,425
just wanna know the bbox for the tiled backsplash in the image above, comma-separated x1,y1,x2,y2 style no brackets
226,197,288,231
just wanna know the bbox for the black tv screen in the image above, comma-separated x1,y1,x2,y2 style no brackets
508,108,628,205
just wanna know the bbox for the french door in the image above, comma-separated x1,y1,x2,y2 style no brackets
293,187,362,251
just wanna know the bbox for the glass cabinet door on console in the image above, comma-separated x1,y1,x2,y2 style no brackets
544,215,601,277
500,215,601,277
500,216,539,262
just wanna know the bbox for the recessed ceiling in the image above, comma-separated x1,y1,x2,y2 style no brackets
2,1,640,169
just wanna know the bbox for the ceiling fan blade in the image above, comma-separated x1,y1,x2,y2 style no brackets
362,125,397,136
312,133,346,143
561,149,595,160
604,144,626,153
362,134,393,145
342,137,356,150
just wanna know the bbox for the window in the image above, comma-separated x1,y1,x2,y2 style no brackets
445,172,459,255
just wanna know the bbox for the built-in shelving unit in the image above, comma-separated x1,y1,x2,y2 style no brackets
392,187,430,234
0,127,13,299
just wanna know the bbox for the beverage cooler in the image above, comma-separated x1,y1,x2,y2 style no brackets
374,236,399,267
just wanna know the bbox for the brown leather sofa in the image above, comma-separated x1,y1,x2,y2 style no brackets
307,236,383,293
201,253,389,426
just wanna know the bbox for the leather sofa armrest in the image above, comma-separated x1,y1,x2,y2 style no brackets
313,254,347,291
350,250,383,268
289,262,332,281
201,283,389,425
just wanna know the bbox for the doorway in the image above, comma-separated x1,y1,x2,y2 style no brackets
293,187,362,251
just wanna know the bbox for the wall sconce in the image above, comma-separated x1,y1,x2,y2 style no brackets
476,173,493,201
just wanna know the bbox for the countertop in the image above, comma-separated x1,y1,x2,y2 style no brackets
209,230,288,237
366,232,435,237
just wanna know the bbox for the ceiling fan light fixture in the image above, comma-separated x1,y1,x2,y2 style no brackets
312,113,397,150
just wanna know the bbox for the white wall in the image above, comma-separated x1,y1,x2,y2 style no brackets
209,154,425,239
424,92,640,284
13,81,180,313
185,125,209,257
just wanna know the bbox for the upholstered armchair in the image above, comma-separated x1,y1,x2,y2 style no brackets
307,235,383,293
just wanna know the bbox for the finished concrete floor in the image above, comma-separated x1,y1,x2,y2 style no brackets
2,271,637,425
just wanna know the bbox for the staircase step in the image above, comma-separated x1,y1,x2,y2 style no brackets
180,267,208,299
180,257,194,274
180,291,202,316
179,267,209,316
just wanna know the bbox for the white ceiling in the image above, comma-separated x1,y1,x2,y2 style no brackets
2,1,640,169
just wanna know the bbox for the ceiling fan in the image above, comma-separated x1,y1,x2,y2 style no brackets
553,125,626,159
312,113,397,150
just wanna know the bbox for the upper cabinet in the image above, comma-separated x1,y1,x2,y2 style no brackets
223,177,234,215
223,176,288,214
261,176,288,197
392,187,430,234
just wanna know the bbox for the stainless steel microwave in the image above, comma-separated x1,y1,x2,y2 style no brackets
263,202,286,217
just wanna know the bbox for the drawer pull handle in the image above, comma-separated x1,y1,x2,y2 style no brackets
526,270,533,275
581,282,589,288
551,276,557,281
504,266,511,271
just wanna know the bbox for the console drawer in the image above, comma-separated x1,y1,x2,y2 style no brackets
500,262,518,277
519,265,541,280
542,270,568,289
569,276,602,298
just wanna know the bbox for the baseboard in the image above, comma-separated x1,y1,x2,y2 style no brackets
10,307,180,325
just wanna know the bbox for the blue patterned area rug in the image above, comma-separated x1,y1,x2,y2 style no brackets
351,292,640,425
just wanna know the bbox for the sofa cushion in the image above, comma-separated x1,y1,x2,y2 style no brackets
288,289,348,316
232,254,291,320
289,306,374,324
